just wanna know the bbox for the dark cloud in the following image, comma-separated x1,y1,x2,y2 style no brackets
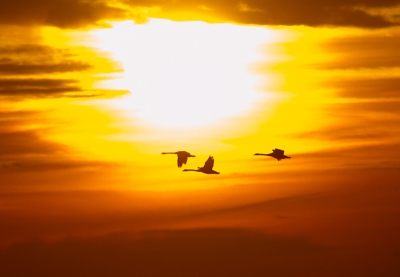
328,78,400,99
0,166,399,276
318,33,400,69
0,78,127,98
296,100,400,143
0,45,92,75
0,110,41,127
0,113,115,169
335,100,400,113
0,229,334,277
0,44,126,98
0,160,116,173
0,110,122,197
0,83,128,99
0,59,91,75
293,142,400,167
0,111,71,172
0,129,63,156
124,0,400,28
0,78,82,97
1,0,399,28
0,219,398,276
0,0,127,28
0,44,65,55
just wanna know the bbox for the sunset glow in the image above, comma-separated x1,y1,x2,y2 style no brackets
1,1,400,276
90,20,280,128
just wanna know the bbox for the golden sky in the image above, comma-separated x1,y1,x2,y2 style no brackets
1,1,400,276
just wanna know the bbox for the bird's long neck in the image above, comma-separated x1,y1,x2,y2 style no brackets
254,153,268,156
183,169,200,172
162,152,176,154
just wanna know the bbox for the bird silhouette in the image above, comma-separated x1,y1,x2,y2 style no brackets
183,156,220,174
161,151,196,167
254,148,291,161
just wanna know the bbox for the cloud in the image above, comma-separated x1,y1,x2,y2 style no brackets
294,142,400,168
0,44,64,55
334,100,400,114
0,59,91,75
0,110,114,172
0,44,126,98
0,44,92,75
295,98,400,147
328,78,400,99
124,0,400,28
0,229,333,277
0,78,82,97
0,129,63,156
0,77,127,98
0,109,124,201
0,0,127,28
1,0,399,28
0,110,63,156
318,31,400,69
0,164,399,276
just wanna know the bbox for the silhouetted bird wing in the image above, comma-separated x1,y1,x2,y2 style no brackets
202,156,214,170
273,149,284,155
177,155,188,167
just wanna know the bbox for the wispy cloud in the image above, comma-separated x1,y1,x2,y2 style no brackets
318,31,400,69
0,78,82,97
0,129,62,156
0,59,91,75
0,110,117,177
0,44,125,98
0,44,92,74
0,110,61,154
328,78,400,99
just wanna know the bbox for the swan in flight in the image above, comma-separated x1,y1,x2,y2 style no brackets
161,151,196,167
254,148,291,161
183,156,220,174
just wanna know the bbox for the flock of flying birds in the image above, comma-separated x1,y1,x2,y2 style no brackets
161,149,291,174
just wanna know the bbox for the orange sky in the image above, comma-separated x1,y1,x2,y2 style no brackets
1,1,400,276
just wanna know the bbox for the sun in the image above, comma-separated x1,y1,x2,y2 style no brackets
91,19,277,128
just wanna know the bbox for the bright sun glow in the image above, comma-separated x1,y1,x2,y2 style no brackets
91,19,277,128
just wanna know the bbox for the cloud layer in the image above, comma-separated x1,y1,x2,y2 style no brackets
0,0,127,28
0,229,333,277
134,0,400,27
0,43,124,99
1,0,400,28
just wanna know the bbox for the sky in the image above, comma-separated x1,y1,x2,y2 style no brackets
1,0,400,276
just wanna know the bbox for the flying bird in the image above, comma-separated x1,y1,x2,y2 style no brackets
183,156,220,174
254,148,291,161
161,151,196,167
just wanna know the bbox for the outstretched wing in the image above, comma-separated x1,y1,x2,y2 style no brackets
203,156,214,170
177,155,188,167
273,148,284,155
